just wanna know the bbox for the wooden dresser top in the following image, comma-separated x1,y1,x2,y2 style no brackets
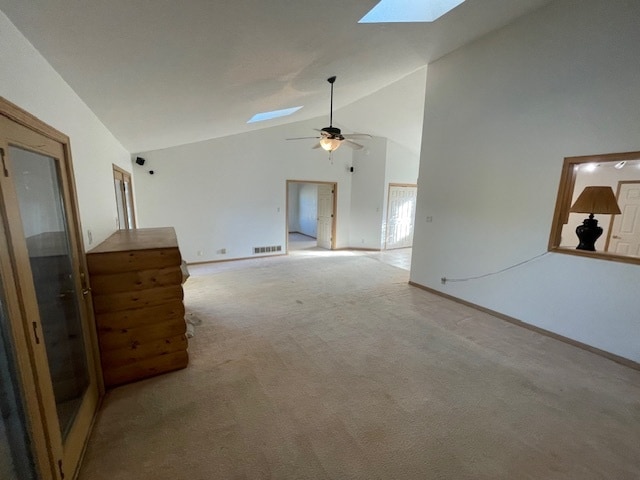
87,227,178,254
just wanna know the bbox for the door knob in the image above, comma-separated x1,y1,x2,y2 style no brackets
612,235,622,239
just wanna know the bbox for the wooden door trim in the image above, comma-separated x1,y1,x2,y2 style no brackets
0,97,70,144
0,98,101,388
0,116,71,479
0,96,103,478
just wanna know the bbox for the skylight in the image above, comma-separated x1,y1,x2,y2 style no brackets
247,106,303,124
358,0,465,23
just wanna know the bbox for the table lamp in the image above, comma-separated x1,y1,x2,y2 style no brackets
569,186,621,251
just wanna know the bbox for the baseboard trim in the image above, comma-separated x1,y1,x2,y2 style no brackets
408,281,640,372
340,247,381,252
289,231,317,240
187,252,286,266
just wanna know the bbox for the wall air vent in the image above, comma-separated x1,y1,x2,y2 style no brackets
253,245,282,255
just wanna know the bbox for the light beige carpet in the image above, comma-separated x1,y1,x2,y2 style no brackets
78,252,640,479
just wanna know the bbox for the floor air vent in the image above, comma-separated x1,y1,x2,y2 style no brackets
253,245,282,254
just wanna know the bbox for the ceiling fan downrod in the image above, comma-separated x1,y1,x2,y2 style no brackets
327,75,336,128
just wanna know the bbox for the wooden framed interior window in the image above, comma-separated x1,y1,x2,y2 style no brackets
548,151,640,265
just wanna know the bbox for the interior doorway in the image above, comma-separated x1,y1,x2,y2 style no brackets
286,180,337,252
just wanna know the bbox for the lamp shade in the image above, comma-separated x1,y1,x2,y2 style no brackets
570,186,621,215
319,137,342,152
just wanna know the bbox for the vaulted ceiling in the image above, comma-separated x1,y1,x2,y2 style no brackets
0,0,551,152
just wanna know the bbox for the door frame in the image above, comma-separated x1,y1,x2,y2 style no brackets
0,96,103,479
286,180,337,252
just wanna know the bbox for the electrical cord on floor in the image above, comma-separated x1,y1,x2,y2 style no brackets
441,251,550,284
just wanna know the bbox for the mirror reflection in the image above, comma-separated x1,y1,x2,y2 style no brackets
551,152,640,264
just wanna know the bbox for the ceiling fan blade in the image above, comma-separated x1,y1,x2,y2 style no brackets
343,133,372,140
312,143,322,149
286,136,321,141
344,139,364,150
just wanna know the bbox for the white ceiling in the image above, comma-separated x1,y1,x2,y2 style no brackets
0,0,551,153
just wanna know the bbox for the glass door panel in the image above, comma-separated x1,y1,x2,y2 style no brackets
124,179,135,228
114,177,126,229
0,278,37,480
10,146,90,440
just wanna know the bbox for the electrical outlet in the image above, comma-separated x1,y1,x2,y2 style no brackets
87,229,93,245
218,248,227,254
197,250,203,256
426,216,433,223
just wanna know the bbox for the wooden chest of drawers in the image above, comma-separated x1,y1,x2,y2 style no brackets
86,227,188,387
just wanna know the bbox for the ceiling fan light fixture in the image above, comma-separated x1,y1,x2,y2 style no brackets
320,137,342,152
284,75,371,154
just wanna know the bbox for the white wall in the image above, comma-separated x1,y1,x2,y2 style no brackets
132,65,429,261
350,137,388,249
338,68,427,157
0,11,131,249
297,184,318,238
134,117,354,262
287,182,318,237
411,0,640,362
340,69,425,249
287,183,300,233
381,142,421,249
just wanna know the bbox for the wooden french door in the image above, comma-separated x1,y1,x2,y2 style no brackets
0,99,101,479
112,165,136,230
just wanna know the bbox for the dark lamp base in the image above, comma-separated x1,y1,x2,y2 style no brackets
575,215,602,251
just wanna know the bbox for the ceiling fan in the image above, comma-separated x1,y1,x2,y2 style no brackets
287,76,372,153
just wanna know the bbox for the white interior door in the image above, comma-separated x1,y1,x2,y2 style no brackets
385,184,417,249
316,184,334,249
606,181,640,256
